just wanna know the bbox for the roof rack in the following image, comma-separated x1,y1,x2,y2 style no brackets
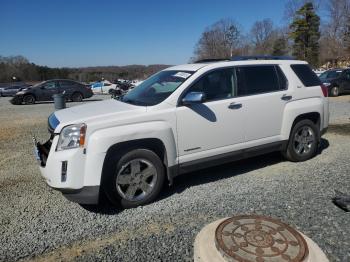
231,55,295,61
194,58,230,63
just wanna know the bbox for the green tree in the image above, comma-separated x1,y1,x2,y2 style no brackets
272,37,288,56
289,2,320,66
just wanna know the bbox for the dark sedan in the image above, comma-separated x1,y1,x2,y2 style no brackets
10,79,93,105
319,68,350,96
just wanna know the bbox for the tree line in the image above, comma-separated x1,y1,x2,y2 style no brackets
0,55,169,83
193,0,350,68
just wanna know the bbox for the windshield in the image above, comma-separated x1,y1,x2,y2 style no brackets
319,70,342,81
119,70,193,106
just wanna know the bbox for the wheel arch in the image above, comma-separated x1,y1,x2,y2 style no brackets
281,98,323,141
288,112,321,143
101,138,175,186
71,91,84,99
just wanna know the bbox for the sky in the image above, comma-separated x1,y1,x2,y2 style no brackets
1,0,289,67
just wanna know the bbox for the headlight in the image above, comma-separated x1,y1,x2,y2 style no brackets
323,82,331,86
56,124,86,151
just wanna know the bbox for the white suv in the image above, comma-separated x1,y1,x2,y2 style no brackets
34,57,329,208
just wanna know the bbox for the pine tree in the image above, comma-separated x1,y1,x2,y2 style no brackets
289,2,320,67
272,37,288,56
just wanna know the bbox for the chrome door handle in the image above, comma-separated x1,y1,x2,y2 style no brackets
228,102,242,109
281,94,292,101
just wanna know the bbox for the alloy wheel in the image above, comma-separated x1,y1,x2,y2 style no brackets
116,159,157,201
293,126,315,155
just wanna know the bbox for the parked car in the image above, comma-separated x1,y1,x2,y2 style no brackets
10,79,93,104
91,80,116,94
319,68,350,96
34,56,329,208
0,84,31,97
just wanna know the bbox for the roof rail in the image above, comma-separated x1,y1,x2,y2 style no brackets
194,58,230,63
231,55,295,61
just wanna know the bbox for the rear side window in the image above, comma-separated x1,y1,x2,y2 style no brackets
290,64,321,87
236,65,282,96
59,80,81,89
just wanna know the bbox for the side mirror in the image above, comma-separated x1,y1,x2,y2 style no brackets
40,86,46,90
182,92,206,105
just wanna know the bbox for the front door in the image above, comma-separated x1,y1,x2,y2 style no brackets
41,81,59,101
176,68,246,164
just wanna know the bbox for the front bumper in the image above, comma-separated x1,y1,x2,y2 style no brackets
35,135,100,204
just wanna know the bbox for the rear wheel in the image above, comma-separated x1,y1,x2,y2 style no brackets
103,149,165,208
283,119,319,162
330,86,339,97
23,94,35,104
71,92,83,102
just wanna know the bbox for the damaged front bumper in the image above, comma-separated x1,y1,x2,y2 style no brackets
33,121,100,205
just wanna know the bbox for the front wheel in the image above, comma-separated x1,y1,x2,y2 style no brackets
283,119,319,162
330,86,339,97
103,149,165,208
23,94,35,104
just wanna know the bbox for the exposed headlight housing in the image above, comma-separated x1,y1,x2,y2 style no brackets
323,82,331,86
56,124,86,151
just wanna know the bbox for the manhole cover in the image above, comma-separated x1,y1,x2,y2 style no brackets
215,215,308,262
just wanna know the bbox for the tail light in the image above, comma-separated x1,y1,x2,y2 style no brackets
320,84,328,97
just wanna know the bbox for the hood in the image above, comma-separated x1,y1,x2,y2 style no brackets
53,99,146,132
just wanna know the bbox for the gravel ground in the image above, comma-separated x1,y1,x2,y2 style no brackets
0,95,349,262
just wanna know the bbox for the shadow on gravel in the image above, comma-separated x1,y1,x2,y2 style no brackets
81,138,330,215
328,123,350,136
161,152,285,200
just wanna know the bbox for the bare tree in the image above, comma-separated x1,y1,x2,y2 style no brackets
250,19,277,54
320,0,350,64
193,19,242,61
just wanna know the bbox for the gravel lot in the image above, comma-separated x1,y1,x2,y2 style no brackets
0,95,349,262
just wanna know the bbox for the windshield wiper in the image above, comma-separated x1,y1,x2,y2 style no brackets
120,96,147,106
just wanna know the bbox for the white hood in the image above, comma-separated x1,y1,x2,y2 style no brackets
54,99,146,131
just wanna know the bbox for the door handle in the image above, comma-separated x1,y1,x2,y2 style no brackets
281,94,292,101
228,102,242,109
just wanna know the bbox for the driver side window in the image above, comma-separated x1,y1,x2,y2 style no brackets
187,68,236,102
43,81,57,89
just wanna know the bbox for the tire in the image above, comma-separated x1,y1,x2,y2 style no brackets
283,119,319,162
71,92,83,102
23,94,35,105
330,86,339,97
103,149,165,208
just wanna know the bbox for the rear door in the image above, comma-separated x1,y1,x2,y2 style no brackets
58,80,75,97
235,65,289,143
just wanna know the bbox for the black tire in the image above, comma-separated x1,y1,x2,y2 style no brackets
330,86,339,97
23,94,35,105
103,149,165,208
283,119,319,162
71,92,83,102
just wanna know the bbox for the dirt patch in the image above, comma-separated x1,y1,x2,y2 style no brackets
25,221,175,262
0,177,31,190
328,123,350,136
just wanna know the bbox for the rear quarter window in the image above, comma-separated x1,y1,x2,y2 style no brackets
290,64,321,87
